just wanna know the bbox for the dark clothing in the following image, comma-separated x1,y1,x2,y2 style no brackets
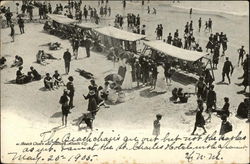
236,102,248,119
63,51,72,62
195,110,205,127
85,39,92,57
18,18,25,34
66,81,75,108
60,95,70,116
31,69,41,80
223,61,233,73
84,94,98,114
219,121,232,135
217,102,230,117
63,51,71,74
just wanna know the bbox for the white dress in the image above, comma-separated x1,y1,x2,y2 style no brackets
122,64,133,90
154,66,167,92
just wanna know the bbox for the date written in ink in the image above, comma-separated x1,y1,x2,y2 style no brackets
185,150,223,162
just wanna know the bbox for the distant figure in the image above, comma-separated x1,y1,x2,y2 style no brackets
198,17,201,32
237,45,246,66
189,8,192,18
63,49,71,74
59,89,70,126
10,23,15,42
152,8,156,14
123,0,126,8
17,16,24,34
222,57,234,84
152,114,162,136
208,18,212,32
85,37,92,57
191,100,207,135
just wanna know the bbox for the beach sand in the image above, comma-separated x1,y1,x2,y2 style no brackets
1,1,249,163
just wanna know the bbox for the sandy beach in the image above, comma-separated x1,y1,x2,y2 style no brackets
1,1,249,163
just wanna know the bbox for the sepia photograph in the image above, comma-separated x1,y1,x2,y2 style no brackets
0,0,249,163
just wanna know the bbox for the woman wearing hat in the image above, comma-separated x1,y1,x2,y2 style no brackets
83,86,98,117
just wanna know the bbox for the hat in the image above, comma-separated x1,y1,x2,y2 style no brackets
68,76,74,81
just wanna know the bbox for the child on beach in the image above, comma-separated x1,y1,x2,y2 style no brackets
153,114,162,136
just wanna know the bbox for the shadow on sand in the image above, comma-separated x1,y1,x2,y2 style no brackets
50,111,62,118
139,88,166,98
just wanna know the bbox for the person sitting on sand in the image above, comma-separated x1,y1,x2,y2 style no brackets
49,42,61,50
44,73,54,90
0,57,7,69
36,50,47,65
236,98,248,119
171,88,178,101
78,112,94,130
11,55,23,67
30,66,41,80
177,88,189,103
53,70,65,88
16,66,27,84
216,97,230,118
97,86,109,108
219,114,232,135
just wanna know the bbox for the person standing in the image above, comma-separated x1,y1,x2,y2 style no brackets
237,46,246,66
17,16,24,34
206,85,216,122
59,89,70,126
73,38,79,59
66,76,75,109
85,37,92,57
222,57,234,84
63,49,71,74
208,18,212,32
198,17,202,32
152,114,162,136
189,8,192,19
191,100,207,135
5,10,13,27
195,77,206,100
10,23,15,42
83,87,98,117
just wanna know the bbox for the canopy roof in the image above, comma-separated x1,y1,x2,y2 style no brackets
47,14,78,25
76,22,99,29
144,40,207,62
94,26,146,42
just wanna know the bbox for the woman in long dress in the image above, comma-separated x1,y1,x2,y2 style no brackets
154,64,167,93
122,60,133,90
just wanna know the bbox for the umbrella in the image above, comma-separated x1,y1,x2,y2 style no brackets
104,74,123,82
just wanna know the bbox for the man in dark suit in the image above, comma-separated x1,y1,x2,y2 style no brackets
63,49,71,74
